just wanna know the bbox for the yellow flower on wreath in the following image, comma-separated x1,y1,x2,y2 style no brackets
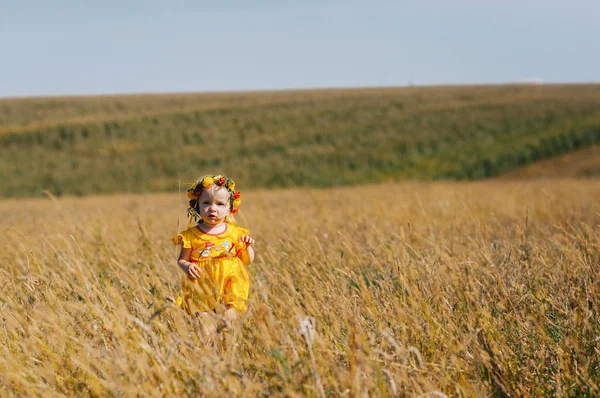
202,176,214,188
233,198,242,207
227,180,235,190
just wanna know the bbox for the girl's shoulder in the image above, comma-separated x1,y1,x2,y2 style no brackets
228,222,249,237
171,226,203,247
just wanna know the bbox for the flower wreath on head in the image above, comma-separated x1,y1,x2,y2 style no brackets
185,175,242,223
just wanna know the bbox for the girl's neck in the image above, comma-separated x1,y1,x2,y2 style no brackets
197,221,227,235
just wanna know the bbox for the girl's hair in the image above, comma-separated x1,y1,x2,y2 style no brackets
186,175,242,222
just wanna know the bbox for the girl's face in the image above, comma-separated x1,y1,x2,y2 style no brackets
198,186,230,226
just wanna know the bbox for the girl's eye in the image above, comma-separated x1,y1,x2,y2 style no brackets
202,201,210,205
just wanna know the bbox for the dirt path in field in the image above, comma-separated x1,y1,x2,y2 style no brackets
497,145,600,179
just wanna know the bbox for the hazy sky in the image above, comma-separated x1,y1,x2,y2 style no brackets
1,0,598,97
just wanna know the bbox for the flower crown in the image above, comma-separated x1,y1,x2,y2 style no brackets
186,175,242,221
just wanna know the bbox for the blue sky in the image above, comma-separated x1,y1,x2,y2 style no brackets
1,0,599,97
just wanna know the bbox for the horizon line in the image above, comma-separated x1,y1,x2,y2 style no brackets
1,80,599,101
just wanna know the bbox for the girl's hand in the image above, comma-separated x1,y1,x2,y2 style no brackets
238,235,255,265
240,235,255,246
187,263,203,280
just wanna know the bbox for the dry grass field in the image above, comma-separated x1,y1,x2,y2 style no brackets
1,179,598,396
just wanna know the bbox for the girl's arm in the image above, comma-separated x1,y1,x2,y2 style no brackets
178,247,202,279
239,235,255,265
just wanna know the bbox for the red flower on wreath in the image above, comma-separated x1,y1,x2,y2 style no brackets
234,191,241,199
216,176,226,186
231,208,239,214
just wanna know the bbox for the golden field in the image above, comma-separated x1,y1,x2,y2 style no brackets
1,180,599,396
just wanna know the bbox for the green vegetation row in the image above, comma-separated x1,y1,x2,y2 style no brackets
1,84,600,197
1,87,423,130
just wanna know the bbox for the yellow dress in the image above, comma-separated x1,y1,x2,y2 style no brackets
172,222,250,313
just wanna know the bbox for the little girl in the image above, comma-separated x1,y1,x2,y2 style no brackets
172,174,255,344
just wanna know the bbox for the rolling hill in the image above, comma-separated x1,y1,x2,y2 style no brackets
1,84,599,197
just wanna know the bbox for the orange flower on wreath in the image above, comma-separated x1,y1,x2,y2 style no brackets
231,208,239,214
234,191,241,200
187,190,198,200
